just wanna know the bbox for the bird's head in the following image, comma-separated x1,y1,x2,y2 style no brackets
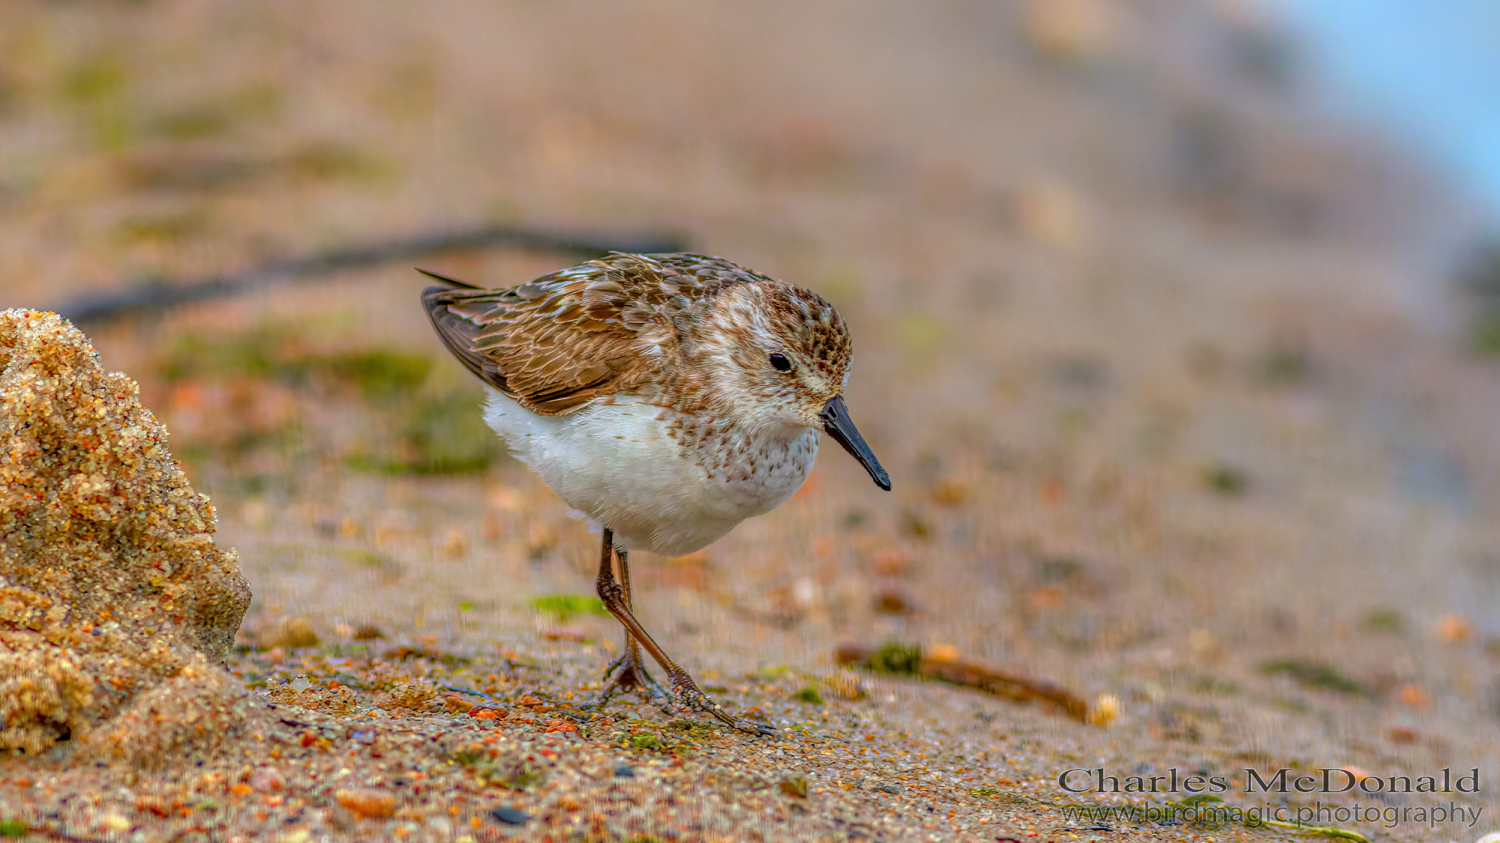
690,281,890,491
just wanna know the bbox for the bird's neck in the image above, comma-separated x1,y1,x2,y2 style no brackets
665,405,810,473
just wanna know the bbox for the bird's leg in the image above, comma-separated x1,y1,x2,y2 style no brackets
595,543,670,709
591,529,774,736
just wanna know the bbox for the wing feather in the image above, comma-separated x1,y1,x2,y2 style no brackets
420,253,725,415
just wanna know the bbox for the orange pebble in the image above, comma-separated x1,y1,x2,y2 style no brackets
335,788,396,819
1436,615,1475,643
1397,683,1429,707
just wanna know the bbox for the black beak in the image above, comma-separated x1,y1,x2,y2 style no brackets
820,395,891,491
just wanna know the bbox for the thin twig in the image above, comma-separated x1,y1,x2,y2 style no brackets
441,684,496,700
52,223,687,325
837,642,1090,722
1259,818,1371,842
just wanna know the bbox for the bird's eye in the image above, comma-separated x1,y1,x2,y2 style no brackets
769,353,793,372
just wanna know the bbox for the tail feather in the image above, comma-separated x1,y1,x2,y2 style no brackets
415,267,481,289
421,284,509,393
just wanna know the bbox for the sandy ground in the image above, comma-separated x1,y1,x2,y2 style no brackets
3,2,1499,841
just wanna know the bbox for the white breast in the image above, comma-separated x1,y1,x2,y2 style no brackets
483,389,817,556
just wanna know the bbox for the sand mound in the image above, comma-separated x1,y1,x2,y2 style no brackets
0,310,256,762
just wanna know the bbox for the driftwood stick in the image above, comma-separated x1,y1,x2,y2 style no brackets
52,223,687,325
836,642,1090,723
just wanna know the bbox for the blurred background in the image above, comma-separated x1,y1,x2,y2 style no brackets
3,0,1497,833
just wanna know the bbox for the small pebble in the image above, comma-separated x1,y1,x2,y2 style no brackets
779,774,809,798
1397,683,1429,707
613,764,635,778
135,794,169,817
269,617,321,649
869,545,915,575
1436,614,1475,642
250,766,286,792
1388,724,1419,744
334,788,396,819
352,624,386,640
1088,693,1120,727
488,806,530,826
873,589,915,615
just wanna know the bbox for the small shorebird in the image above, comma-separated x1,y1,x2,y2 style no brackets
420,253,889,734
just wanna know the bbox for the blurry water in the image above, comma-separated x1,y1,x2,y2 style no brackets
1275,0,1500,220
1271,2,1500,638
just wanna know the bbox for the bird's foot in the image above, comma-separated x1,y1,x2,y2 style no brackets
586,649,673,716
666,668,778,737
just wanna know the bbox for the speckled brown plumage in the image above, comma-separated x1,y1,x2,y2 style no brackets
419,253,887,736
422,252,849,417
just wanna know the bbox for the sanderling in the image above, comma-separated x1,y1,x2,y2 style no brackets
420,252,889,734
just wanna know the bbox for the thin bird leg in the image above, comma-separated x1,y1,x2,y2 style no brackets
592,529,774,736
616,548,670,695
595,544,670,709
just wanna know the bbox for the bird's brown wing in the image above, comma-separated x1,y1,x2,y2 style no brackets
420,253,716,415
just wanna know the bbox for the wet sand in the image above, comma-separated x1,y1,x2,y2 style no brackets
2,2,1498,841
